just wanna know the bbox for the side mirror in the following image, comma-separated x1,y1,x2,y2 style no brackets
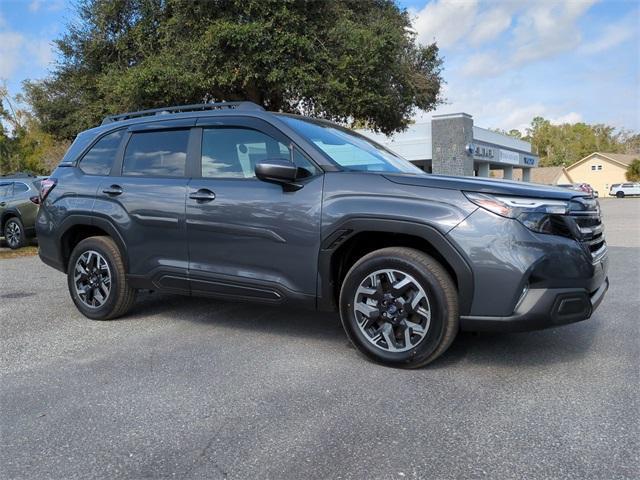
255,159,302,191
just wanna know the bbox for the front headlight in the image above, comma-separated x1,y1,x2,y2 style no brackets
464,192,570,235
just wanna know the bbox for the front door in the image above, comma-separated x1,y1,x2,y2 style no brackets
186,117,323,306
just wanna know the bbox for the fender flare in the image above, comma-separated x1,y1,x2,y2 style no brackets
56,214,129,273
317,217,474,315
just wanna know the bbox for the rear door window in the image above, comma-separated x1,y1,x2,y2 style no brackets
123,130,189,177
0,183,12,198
79,129,125,175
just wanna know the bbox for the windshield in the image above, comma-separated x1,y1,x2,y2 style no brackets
278,115,424,174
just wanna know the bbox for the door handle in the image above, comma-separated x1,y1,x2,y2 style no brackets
103,185,123,196
189,189,216,202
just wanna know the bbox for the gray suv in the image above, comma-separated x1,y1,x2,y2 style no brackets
1,173,44,249
36,102,609,367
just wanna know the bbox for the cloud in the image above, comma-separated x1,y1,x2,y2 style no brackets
28,0,43,12
468,5,514,45
0,31,54,79
28,0,64,13
460,52,506,77
0,32,25,78
28,40,55,67
581,18,636,54
511,0,598,64
411,0,479,48
550,112,583,125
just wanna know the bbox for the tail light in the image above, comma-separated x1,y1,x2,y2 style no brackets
39,178,57,202
30,196,40,205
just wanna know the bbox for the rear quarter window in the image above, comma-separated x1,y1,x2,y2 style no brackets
13,183,29,194
79,129,125,175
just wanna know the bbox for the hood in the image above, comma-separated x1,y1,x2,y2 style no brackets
383,173,589,200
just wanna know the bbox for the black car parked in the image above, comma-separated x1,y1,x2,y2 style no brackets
0,173,45,249
36,102,609,367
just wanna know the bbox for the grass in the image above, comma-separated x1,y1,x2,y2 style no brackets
0,244,39,259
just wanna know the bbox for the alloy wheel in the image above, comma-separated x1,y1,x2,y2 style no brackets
74,250,112,308
353,269,431,353
5,221,22,248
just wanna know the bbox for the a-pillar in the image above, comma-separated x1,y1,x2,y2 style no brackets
503,165,513,180
477,162,490,178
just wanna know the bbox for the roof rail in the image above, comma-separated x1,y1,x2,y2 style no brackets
101,101,265,125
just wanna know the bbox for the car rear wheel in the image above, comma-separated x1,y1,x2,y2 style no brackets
67,236,136,320
4,217,26,249
616,191,625,198
339,247,459,368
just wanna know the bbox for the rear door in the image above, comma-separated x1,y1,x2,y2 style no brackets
185,117,323,304
0,182,13,219
95,122,193,292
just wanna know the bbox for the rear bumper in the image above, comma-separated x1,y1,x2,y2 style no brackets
460,276,609,332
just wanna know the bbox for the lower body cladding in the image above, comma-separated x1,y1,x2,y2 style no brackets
447,208,609,332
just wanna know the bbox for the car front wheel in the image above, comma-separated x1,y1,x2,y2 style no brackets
616,191,625,198
339,247,459,368
67,236,136,320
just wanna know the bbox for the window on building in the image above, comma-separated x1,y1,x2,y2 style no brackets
591,164,603,171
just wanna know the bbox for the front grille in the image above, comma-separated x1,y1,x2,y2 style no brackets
568,197,606,261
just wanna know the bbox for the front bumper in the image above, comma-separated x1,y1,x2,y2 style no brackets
460,276,609,332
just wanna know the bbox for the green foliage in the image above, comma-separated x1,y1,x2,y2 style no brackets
523,116,638,167
626,159,640,182
25,0,443,140
1,85,69,175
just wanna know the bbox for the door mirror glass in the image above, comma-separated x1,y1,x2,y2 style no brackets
255,158,299,188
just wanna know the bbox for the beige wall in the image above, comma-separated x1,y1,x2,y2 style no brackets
566,155,628,196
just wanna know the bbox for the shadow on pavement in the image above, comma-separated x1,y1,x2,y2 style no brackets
124,289,600,369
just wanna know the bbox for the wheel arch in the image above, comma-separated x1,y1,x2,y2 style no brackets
1,209,21,231
317,218,474,316
57,215,129,274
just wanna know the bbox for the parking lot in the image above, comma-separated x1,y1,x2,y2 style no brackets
1,199,639,479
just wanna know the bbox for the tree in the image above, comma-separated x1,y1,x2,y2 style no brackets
626,159,640,182
524,116,630,167
25,0,443,140
1,85,69,175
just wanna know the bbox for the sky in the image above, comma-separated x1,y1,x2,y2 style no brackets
0,0,638,133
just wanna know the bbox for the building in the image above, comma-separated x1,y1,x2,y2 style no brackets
562,152,638,196
358,112,539,180
502,165,573,185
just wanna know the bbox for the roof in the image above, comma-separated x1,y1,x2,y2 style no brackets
507,166,571,184
567,152,639,170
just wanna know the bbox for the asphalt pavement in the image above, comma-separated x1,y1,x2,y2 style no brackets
1,199,639,479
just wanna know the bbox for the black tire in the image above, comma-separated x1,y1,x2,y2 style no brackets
67,236,136,320
616,191,624,198
339,247,458,368
4,217,26,249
